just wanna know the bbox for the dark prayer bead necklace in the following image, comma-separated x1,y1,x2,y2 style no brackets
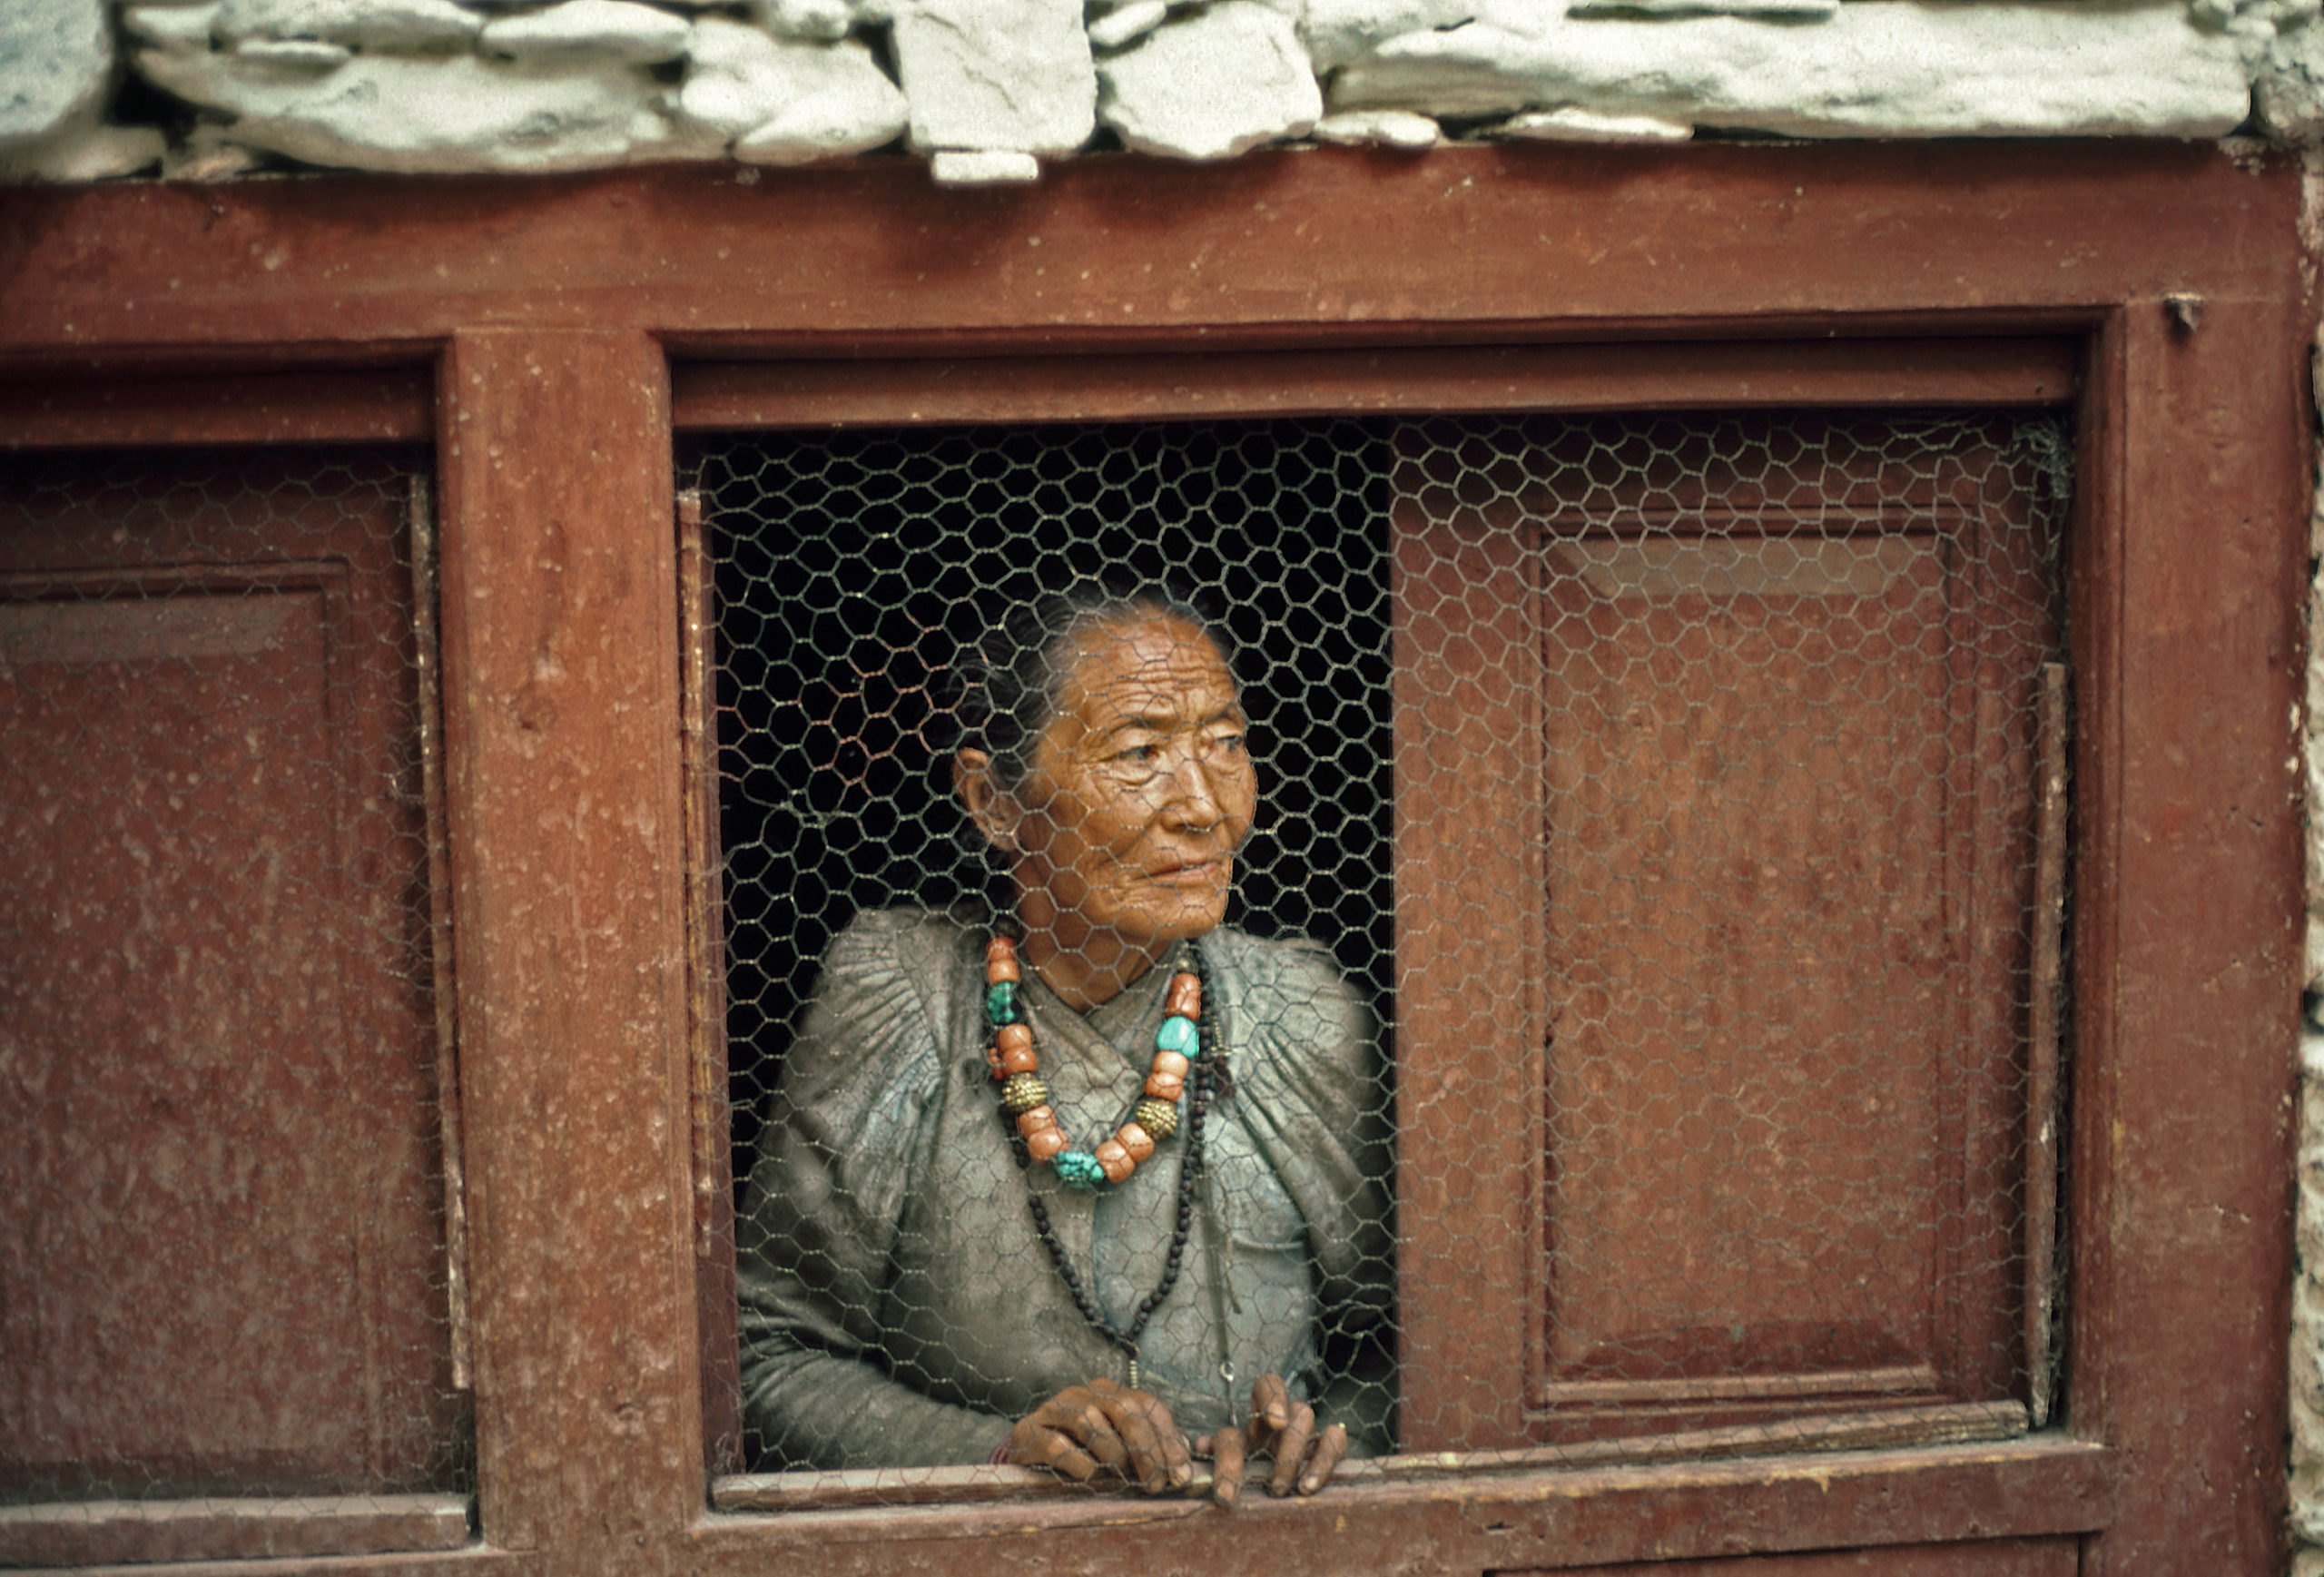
988,937,1226,1388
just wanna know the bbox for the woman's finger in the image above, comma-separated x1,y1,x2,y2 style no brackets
1247,1372,1292,1434
1265,1397,1315,1498
1296,1420,1350,1496
1098,1386,1189,1492
1207,1423,1248,1507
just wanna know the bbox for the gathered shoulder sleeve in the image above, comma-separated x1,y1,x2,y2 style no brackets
734,908,1014,1469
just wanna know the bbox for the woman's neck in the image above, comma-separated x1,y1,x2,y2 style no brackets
1018,926,1162,1013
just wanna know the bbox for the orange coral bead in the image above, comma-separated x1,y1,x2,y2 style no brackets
1094,1138,1134,1183
1117,1122,1155,1164
1165,972,1202,1020
996,1023,1034,1060
1016,1105,1056,1138
985,937,1020,984
1026,1124,1068,1162
994,1042,1039,1079
1143,1069,1184,1102
1148,1050,1190,1081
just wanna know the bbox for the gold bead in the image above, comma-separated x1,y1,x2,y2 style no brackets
1134,1097,1179,1140
1001,1072,1049,1114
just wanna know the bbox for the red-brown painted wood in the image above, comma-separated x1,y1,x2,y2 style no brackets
669,339,2076,430
432,331,702,1557
0,451,457,1526
0,143,2304,1577
2068,298,2306,1575
0,145,2291,363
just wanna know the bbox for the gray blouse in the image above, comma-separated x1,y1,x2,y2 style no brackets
735,907,1395,1470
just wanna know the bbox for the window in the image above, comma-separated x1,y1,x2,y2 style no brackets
688,403,2071,1504
0,142,2300,1575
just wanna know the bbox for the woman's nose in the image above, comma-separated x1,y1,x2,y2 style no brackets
1157,751,1222,828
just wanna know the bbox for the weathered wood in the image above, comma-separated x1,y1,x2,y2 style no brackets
714,1401,2027,1513
0,145,2293,362
433,331,700,1555
2067,298,2306,1575
671,339,2076,430
0,370,432,447
2024,661,2068,1428
0,1493,472,1569
687,1438,2114,1576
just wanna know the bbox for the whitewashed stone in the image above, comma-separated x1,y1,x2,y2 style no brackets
1098,1,1321,159
135,47,713,171
747,0,854,39
2258,25,2324,142
1312,106,1440,145
929,146,1040,182
1089,0,1170,52
0,0,111,152
218,0,483,50
0,122,165,181
1568,0,1837,16
235,37,355,70
891,0,1095,155
1501,105,1690,140
681,18,906,156
162,123,272,179
1301,0,1474,73
1312,107,1440,146
125,3,221,52
480,0,691,64
1331,0,2250,139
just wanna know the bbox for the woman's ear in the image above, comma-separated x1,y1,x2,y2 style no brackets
954,749,1022,854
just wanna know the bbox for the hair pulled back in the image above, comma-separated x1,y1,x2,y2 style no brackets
950,577,1232,790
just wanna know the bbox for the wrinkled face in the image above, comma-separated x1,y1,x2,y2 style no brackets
1008,614,1257,964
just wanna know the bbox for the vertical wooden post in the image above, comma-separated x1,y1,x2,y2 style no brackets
434,330,701,1554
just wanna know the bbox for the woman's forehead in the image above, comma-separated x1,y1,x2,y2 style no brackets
1054,614,1239,726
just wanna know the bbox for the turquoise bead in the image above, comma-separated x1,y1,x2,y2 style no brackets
1155,1014,1198,1056
985,981,1018,1026
1052,1150,1105,1189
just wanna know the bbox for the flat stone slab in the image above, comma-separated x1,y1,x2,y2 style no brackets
1331,0,2251,138
479,0,692,63
891,0,1095,154
135,47,715,171
681,17,907,157
1098,1,1322,159
0,0,112,152
216,0,483,49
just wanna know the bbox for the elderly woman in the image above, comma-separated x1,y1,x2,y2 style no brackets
734,583,1393,1503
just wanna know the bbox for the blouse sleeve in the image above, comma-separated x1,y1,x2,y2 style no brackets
734,911,1017,1469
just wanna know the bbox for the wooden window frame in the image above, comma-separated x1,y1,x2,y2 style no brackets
0,140,2302,1575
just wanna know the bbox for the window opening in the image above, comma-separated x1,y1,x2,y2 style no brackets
0,448,470,1553
688,408,2068,1506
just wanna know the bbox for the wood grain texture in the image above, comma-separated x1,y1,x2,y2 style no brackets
433,330,699,1556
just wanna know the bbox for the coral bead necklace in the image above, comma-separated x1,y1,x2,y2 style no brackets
987,932,1222,1385
985,933,1198,1189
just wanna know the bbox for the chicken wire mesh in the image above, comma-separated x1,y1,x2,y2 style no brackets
0,448,468,1507
690,407,2067,1495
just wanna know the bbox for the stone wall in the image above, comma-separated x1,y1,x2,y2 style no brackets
6,0,2324,183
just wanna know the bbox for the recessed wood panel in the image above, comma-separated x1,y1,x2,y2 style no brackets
0,450,456,1500
1393,413,2056,1448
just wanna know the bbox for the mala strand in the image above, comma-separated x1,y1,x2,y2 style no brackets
1003,948,1227,1387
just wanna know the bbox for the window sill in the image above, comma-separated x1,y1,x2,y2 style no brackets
695,1426,2112,1573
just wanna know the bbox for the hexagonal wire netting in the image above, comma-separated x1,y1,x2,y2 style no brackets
1,448,469,1511
690,409,2070,1496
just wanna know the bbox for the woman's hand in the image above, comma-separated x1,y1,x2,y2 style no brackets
1196,1374,1348,1506
1005,1378,1195,1494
